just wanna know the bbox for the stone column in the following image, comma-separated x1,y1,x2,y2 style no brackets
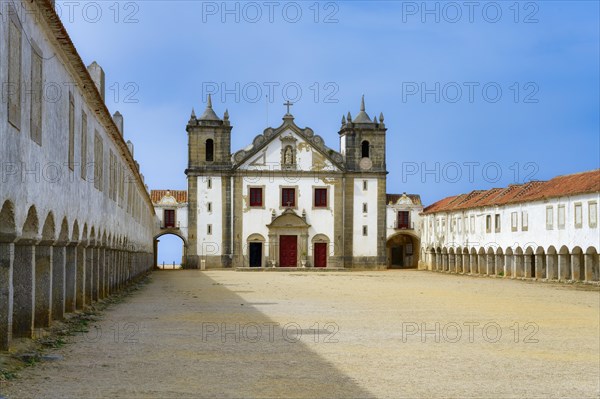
495,255,504,277
524,255,533,278
455,253,462,273
558,253,570,280
448,254,455,273
470,254,477,274
571,254,582,281
514,254,523,278
85,244,95,304
0,243,14,350
51,245,66,320
65,244,77,312
546,254,557,280
463,253,470,274
486,254,494,276
34,245,53,329
13,244,35,338
76,246,86,310
535,254,545,279
584,253,597,282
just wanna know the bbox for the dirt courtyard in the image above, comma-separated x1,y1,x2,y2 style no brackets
2,270,599,398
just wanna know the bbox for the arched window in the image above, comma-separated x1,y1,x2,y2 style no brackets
361,140,370,158
205,139,214,162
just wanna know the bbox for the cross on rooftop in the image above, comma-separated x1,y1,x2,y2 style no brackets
284,100,293,114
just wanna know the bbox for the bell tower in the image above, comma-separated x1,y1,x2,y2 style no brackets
185,94,233,269
338,95,386,172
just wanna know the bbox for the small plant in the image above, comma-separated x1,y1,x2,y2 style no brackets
498,271,504,276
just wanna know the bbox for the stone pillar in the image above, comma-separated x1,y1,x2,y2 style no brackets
495,255,504,276
34,245,53,328
51,245,66,320
546,254,557,280
76,246,86,310
462,254,470,274
486,254,494,276
535,254,545,279
584,253,598,282
65,245,77,312
455,253,462,273
85,245,94,304
448,254,455,273
13,244,35,338
571,254,582,281
514,254,523,278
0,243,14,350
470,254,478,274
558,253,570,280
524,255,533,278
504,255,512,277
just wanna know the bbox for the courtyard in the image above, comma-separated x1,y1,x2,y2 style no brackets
2,270,599,398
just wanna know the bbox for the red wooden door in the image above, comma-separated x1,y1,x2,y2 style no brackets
164,209,175,228
314,243,327,268
279,235,297,267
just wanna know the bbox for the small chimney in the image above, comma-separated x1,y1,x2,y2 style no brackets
127,140,134,157
113,111,124,136
87,61,105,101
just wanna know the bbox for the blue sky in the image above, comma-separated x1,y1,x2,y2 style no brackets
57,1,599,262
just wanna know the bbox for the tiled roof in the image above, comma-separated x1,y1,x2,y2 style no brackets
150,190,188,204
423,169,600,214
386,194,422,206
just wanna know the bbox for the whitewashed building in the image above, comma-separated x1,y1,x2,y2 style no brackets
420,170,600,283
151,190,188,266
184,96,401,269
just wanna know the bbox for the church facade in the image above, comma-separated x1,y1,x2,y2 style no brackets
185,96,393,269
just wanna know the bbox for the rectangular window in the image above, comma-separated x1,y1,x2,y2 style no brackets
93,131,103,191
546,206,553,230
207,224,212,235
109,151,116,200
470,216,475,233
362,180,368,191
495,214,501,233
207,178,212,189
457,217,462,233
363,203,368,213
511,212,518,232
522,211,528,231
8,13,22,129
486,215,492,233
30,45,43,145
574,203,582,228
314,188,327,208
81,113,88,180
249,187,263,207
589,202,597,228
558,205,565,229
362,225,368,236
164,209,175,228
398,211,410,229
207,202,212,213
281,188,296,207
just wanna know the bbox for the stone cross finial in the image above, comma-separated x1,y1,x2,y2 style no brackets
207,93,213,108
284,100,293,114
360,95,365,111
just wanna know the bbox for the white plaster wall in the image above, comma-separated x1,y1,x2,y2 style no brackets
0,2,155,251
197,176,222,256
422,192,600,253
353,178,378,256
386,205,423,240
240,176,335,256
154,204,188,241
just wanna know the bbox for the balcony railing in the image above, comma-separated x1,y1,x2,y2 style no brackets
394,221,414,230
161,221,180,229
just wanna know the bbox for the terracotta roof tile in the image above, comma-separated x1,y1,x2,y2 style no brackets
423,169,600,214
150,190,188,204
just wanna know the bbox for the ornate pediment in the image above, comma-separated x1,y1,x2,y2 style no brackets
232,115,344,170
267,208,311,229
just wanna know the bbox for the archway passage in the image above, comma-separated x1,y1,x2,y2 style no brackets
155,233,187,270
386,233,419,269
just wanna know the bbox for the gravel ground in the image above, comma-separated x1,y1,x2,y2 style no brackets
1,269,599,399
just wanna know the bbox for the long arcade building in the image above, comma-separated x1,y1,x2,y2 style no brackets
0,1,157,350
